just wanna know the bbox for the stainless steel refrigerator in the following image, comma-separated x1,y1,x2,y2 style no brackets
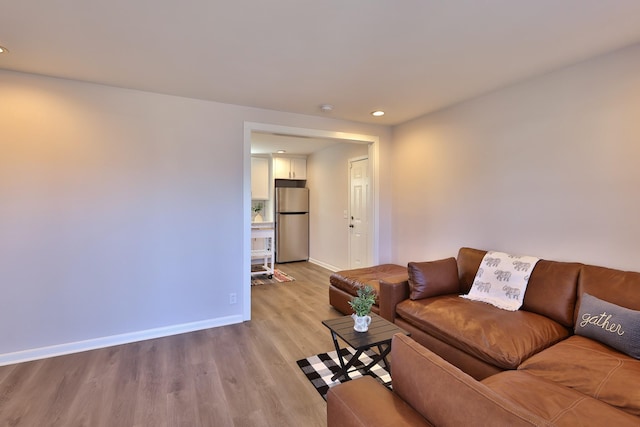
275,187,309,263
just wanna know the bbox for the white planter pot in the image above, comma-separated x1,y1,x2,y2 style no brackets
352,314,372,332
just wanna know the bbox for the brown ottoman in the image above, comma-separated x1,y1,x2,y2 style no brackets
329,264,408,319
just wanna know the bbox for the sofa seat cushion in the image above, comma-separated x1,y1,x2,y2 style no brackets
483,370,640,426
330,264,408,300
395,295,570,369
518,335,640,416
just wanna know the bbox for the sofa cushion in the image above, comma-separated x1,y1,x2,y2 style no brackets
456,247,486,293
483,370,640,426
576,293,640,358
395,295,570,370
518,335,640,417
520,259,582,328
391,334,547,426
577,264,640,319
408,257,459,300
329,264,408,300
457,248,582,327
327,375,433,427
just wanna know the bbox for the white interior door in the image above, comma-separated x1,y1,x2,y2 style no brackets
349,157,370,268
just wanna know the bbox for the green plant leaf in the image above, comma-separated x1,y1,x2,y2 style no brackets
348,285,377,316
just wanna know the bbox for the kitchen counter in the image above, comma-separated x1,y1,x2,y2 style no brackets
251,221,274,229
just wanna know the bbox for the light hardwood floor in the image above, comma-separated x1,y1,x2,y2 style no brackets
0,262,343,427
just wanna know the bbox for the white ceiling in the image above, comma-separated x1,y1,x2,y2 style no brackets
2,1,640,126
251,132,344,156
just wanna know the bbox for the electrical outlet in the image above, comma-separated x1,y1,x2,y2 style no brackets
229,293,237,304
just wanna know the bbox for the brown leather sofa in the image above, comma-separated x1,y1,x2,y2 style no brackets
327,247,640,425
328,334,639,426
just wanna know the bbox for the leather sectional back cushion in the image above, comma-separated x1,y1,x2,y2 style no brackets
520,259,582,328
457,247,581,327
576,293,640,359
408,257,459,300
456,247,486,293
578,264,640,313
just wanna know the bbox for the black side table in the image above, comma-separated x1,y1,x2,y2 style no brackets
322,313,410,382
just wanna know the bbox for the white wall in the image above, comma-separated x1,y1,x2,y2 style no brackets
0,70,391,362
307,142,369,270
391,43,640,271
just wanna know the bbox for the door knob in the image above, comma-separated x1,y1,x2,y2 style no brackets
349,224,354,228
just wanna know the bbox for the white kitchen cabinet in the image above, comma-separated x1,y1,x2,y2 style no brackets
273,156,306,180
273,157,290,179
251,157,270,200
290,157,307,180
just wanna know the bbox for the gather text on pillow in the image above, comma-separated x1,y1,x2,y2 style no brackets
580,311,625,336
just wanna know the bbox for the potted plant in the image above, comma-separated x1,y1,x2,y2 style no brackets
252,202,264,222
348,285,377,332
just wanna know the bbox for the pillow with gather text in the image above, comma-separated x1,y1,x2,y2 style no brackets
576,293,640,359
407,257,459,300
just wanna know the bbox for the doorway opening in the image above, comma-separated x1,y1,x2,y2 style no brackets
243,122,380,321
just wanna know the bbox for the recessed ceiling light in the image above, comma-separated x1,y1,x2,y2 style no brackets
320,104,334,113
0,46,8,54
371,110,385,117
277,150,286,153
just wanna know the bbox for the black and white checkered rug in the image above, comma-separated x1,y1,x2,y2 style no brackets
296,347,391,400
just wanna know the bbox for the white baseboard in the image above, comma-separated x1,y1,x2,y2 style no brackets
308,257,341,272
0,314,244,367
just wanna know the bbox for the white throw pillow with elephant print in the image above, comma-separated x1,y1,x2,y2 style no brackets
461,250,540,311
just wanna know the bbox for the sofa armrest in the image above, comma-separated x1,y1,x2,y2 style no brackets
391,334,551,427
327,376,432,427
379,279,409,322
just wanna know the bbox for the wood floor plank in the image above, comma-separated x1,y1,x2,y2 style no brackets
0,261,343,426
